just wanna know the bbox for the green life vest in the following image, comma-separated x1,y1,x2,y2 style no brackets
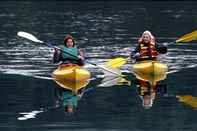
62,47,78,60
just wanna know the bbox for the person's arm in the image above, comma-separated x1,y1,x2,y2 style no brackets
130,45,140,59
78,49,85,60
53,48,62,63
76,49,85,66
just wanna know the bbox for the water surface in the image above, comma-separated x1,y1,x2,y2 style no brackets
0,1,197,131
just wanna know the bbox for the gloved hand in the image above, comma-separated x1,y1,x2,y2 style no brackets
132,53,140,59
47,41,57,48
78,55,84,60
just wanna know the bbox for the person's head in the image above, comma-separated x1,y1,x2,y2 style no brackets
142,94,153,109
140,30,155,44
64,35,75,47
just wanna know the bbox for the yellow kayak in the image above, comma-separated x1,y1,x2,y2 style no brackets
52,64,91,92
132,60,167,85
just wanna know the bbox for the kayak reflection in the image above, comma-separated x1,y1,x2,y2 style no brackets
53,74,132,113
54,87,85,113
131,77,167,109
98,64,168,109
131,55,168,109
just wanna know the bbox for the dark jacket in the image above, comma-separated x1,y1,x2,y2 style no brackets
53,47,84,66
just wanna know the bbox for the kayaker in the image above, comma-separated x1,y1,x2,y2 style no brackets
53,34,84,66
54,87,84,113
131,30,167,61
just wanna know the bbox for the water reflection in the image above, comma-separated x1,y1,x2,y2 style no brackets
97,63,168,109
53,74,131,113
131,59,168,109
98,75,131,87
176,95,197,109
54,87,85,113
132,78,167,109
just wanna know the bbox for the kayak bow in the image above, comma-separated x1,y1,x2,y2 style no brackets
132,60,167,85
52,64,91,92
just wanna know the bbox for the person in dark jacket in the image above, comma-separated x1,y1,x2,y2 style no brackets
53,35,84,66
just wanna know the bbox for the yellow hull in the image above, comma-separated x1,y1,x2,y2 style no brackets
132,60,167,85
52,64,91,92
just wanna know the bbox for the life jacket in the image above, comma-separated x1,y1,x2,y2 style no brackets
62,47,78,59
61,47,79,64
139,42,158,59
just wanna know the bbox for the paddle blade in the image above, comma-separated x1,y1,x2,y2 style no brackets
176,95,197,108
98,64,122,76
106,57,127,68
98,76,130,87
176,30,197,43
17,31,44,43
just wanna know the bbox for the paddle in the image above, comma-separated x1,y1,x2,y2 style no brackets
105,57,130,69
105,57,128,68
106,30,197,68
175,30,197,43
176,95,197,109
17,31,122,76
82,76,131,94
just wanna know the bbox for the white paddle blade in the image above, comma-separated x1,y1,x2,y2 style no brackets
98,64,122,76
17,31,44,43
98,76,121,87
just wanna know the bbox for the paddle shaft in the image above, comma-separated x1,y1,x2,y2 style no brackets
46,42,79,60
48,43,123,76
48,43,122,75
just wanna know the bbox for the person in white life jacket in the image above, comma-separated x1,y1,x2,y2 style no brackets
131,31,167,61
53,34,84,66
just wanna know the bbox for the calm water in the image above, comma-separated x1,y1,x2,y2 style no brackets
0,1,197,131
